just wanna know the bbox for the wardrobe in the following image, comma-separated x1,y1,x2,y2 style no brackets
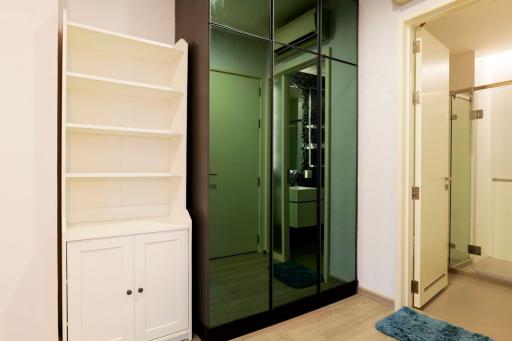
176,1,358,340
60,13,191,341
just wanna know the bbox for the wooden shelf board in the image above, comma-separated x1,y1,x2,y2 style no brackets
65,172,179,179
66,72,183,99
66,216,191,241
66,123,181,138
67,20,185,63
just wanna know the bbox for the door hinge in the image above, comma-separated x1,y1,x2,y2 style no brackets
413,40,421,54
468,244,482,256
451,114,458,120
257,177,260,187
411,280,419,294
258,118,261,128
413,91,421,105
449,242,456,249
470,109,484,120
259,87,262,97
412,186,420,200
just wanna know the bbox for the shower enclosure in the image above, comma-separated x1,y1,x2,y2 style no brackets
177,0,357,339
450,82,512,282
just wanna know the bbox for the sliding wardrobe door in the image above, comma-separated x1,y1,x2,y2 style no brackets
272,43,322,307
208,26,271,327
320,56,357,291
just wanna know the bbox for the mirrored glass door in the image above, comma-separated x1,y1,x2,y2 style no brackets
272,44,321,307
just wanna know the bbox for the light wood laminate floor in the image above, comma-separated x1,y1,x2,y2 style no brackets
194,294,393,340
422,273,512,341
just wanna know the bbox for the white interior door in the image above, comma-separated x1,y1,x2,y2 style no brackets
134,230,189,340
413,27,450,308
67,236,134,341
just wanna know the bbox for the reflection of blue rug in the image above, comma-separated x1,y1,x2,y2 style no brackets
376,307,493,341
273,261,318,289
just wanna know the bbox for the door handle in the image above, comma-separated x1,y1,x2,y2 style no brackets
209,173,218,176
127,289,133,296
138,288,144,293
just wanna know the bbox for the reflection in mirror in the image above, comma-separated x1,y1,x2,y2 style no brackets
272,45,320,307
208,26,270,327
321,56,357,291
321,0,358,63
274,0,318,53
210,0,270,38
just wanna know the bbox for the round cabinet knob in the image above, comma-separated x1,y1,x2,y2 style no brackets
138,288,144,293
127,289,133,295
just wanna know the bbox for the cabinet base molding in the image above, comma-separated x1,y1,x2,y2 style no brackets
152,329,193,341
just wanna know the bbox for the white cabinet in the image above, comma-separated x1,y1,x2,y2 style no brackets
67,236,135,341
134,231,188,340
67,230,189,341
60,13,190,341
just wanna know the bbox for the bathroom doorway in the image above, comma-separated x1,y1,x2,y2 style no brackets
400,0,512,338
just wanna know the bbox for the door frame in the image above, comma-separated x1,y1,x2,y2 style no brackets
396,0,476,309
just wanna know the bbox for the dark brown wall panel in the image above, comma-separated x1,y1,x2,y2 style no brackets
175,0,210,327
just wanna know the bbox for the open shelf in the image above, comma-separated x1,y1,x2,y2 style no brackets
67,20,184,64
65,172,178,178
66,123,180,138
66,72,182,99
66,215,191,241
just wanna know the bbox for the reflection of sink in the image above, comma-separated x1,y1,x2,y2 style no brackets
289,186,316,203
289,186,323,228
289,186,321,202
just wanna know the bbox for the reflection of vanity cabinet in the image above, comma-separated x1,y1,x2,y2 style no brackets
289,186,324,228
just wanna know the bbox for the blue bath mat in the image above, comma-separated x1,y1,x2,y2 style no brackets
376,307,493,341
273,261,318,289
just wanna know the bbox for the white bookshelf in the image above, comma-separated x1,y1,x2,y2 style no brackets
62,17,189,230
61,12,191,341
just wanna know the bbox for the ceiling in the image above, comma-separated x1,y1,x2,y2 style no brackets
426,0,512,56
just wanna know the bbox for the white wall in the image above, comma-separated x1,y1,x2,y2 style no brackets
358,0,455,299
450,51,474,91
64,0,175,44
0,1,58,340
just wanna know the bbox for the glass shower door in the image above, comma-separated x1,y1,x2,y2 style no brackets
471,84,512,282
449,94,472,268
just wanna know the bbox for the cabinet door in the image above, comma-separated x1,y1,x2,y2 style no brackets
134,230,189,340
67,236,134,341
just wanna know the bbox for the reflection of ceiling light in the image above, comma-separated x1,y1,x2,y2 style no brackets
394,0,412,4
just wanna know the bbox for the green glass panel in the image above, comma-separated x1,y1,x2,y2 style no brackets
273,43,320,307
210,0,270,38
322,0,357,64
321,56,357,291
449,95,472,268
208,27,270,327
